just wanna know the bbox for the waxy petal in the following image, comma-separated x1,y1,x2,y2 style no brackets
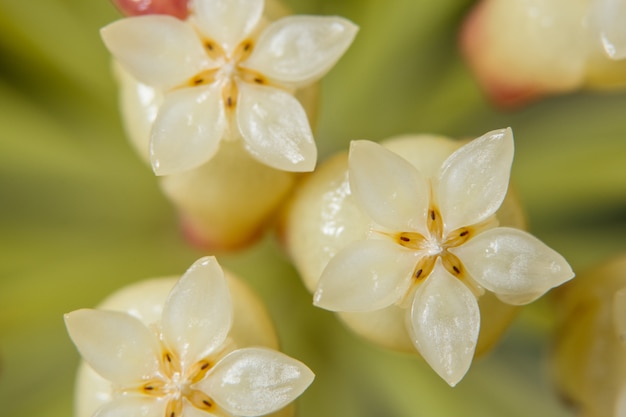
437,128,514,233
192,0,264,52
150,84,226,176
64,309,160,386
243,15,358,87
349,140,429,234
237,83,316,172
592,0,626,59
93,396,165,417
161,256,233,368
314,239,419,312
198,347,314,416
101,15,212,89
409,265,480,386
451,227,574,304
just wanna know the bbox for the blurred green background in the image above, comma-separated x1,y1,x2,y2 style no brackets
1,0,625,416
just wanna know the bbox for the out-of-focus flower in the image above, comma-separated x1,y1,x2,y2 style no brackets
460,0,626,107
64,257,314,417
102,0,358,175
552,254,626,417
112,0,189,19
284,130,573,386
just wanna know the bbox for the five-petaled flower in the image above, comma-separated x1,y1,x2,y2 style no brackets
101,0,358,175
65,256,314,417
313,128,574,386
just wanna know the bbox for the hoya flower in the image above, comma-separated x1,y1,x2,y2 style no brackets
64,256,314,417
552,254,626,417
101,0,358,175
460,0,626,107
307,129,574,386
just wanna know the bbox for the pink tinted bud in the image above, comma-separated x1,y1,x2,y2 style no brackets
112,0,188,19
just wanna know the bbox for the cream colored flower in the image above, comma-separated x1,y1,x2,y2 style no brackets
65,257,314,417
460,0,626,107
314,128,574,386
101,0,357,175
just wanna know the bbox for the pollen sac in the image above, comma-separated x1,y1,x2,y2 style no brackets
552,254,626,417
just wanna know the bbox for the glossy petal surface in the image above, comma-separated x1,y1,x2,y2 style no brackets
64,309,160,386
244,16,358,86
451,227,574,304
150,84,226,175
437,128,514,232
314,239,418,312
161,257,233,367
349,140,429,234
101,15,211,89
93,396,165,417
409,266,480,387
199,347,314,416
192,0,264,52
593,0,626,59
237,83,316,172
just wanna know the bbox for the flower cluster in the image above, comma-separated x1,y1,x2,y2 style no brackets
286,129,574,386
65,257,314,417
102,0,357,175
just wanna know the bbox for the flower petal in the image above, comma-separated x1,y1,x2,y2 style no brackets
409,264,480,387
161,256,233,368
191,0,264,52
64,309,160,386
101,16,212,89
237,82,316,172
314,239,419,312
243,15,358,87
197,347,314,416
450,227,575,304
93,396,165,417
592,0,626,60
437,128,514,233
348,140,429,234
150,84,226,176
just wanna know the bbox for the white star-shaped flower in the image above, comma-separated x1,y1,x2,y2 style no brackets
65,257,314,417
101,0,358,175
313,128,574,386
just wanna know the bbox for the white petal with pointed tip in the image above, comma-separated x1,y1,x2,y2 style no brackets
409,266,480,386
314,239,418,312
150,84,226,176
93,396,165,417
64,309,160,386
101,16,212,89
437,128,514,233
161,257,233,367
198,347,314,416
192,0,264,52
451,227,574,304
243,15,358,86
349,140,429,234
237,83,316,172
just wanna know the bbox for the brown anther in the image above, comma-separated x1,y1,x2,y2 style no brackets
460,231,468,237
166,399,183,417
453,265,461,274
400,236,411,242
193,77,204,85
205,41,214,51
188,389,215,411
188,359,212,384
430,210,436,221
243,41,252,51
253,77,264,84
226,96,233,107
415,269,423,279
